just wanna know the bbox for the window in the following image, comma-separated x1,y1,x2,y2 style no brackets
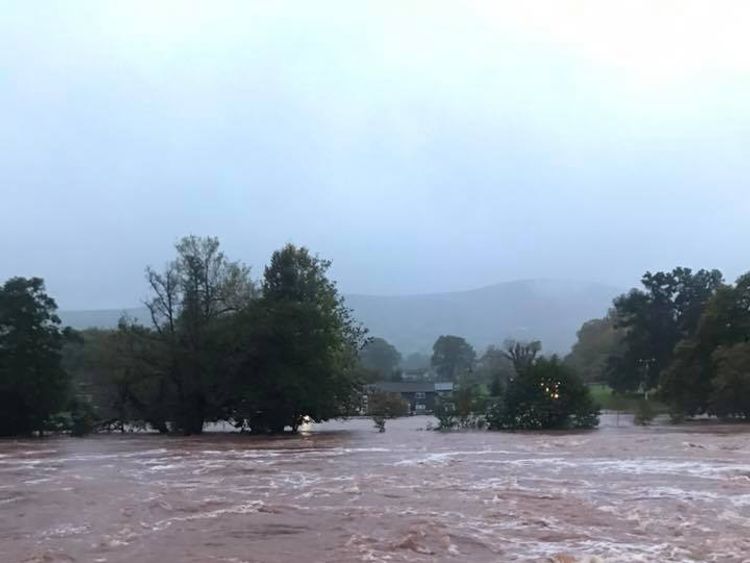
415,392,425,399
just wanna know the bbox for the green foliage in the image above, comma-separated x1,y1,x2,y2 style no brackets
368,390,409,432
230,244,366,433
658,273,750,417
565,313,625,383
56,238,365,436
709,343,750,419
68,397,99,436
487,357,599,430
0,277,70,436
359,337,402,381
633,398,656,426
431,335,476,381
432,376,487,430
476,345,514,394
433,396,458,430
607,268,723,394
139,235,254,434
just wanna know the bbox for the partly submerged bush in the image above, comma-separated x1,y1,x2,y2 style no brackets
368,390,409,432
487,357,599,430
633,398,656,426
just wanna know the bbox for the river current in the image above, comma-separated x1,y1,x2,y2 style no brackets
2,415,749,562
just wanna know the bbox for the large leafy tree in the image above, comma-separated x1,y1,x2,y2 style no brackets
607,268,723,393
431,335,476,381
0,277,69,436
232,244,366,433
659,273,750,416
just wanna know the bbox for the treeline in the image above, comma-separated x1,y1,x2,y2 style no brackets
567,267,750,420
1,237,366,436
1,235,603,437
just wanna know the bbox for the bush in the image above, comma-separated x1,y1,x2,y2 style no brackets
487,357,599,430
633,398,656,426
367,391,409,432
433,397,457,430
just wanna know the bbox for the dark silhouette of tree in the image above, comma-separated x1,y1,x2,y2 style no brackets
502,339,542,376
431,335,476,381
359,337,402,380
0,277,69,436
231,244,366,433
607,268,723,393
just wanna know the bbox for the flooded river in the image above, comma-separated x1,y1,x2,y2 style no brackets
2,415,750,562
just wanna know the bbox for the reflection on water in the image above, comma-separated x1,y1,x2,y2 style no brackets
1,415,750,562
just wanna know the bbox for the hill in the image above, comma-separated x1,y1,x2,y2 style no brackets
344,279,622,355
59,279,623,355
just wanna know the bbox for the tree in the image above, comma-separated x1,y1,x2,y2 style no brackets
431,335,476,381
607,268,723,393
402,352,430,371
476,345,514,396
487,356,599,430
231,244,366,433
709,343,750,419
565,313,625,383
659,273,750,417
0,277,70,436
359,337,402,380
368,390,409,432
502,339,541,376
142,235,254,434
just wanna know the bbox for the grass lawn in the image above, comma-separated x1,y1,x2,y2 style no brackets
588,383,668,414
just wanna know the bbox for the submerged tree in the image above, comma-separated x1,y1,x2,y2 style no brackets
0,277,70,436
231,244,367,433
368,390,409,432
138,236,254,434
487,357,599,430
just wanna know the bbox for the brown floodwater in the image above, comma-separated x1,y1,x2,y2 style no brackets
2,415,750,562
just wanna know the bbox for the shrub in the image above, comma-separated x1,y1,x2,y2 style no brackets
487,357,599,430
368,391,409,432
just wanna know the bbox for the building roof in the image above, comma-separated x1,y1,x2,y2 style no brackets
368,381,454,393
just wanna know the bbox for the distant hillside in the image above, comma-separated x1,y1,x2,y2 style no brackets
59,307,151,330
59,279,623,355
344,279,623,355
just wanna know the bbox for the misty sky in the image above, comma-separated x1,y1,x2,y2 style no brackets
2,1,749,310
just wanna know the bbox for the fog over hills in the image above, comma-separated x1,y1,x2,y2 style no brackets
59,279,623,356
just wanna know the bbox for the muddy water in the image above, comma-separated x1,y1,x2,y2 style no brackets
2,416,750,563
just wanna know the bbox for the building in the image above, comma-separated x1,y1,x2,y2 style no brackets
367,381,454,414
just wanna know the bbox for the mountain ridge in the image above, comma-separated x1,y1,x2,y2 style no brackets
59,279,625,355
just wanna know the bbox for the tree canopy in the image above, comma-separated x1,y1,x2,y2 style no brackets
359,337,402,381
606,268,723,393
0,277,69,436
487,356,599,430
431,335,476,381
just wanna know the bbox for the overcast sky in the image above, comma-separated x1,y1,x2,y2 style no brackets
1,1,749,309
